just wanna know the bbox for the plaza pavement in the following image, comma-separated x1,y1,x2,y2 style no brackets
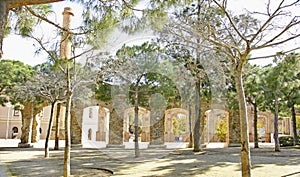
0,139,300,177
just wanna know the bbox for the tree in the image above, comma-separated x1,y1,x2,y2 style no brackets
0,59,34,104
274,53,300,146
243,64,265,148
163,1,300,176
29,63,66,157
104,42,165,157
261,63,283,151
0,59,45,145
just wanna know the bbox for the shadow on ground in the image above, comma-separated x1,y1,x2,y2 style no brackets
0,146,300,177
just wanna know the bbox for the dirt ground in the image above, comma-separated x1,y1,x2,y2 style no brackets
0,144,300,177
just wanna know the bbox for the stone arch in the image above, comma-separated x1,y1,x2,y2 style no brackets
205,109,229,143
105,44,227,147
82,106,110,143
248,109,274,143
164,108,189,142
123,107,150,142
82,106,97,142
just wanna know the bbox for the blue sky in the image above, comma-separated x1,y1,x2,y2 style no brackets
2,0,299,66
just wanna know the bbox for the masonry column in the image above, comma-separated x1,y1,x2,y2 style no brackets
60,7,73,59
106,94,127,148
148,93,166,148
228,109,241,147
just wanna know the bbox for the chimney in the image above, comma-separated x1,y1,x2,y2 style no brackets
59,7,74,59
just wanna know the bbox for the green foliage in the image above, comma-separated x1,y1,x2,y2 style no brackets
279,135,300,147
261,53,300,114
172,116,186,137
8,5,53,36
215,117,228,142
95,81,112,102
0,59,34,104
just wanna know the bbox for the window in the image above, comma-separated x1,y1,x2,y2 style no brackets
88,129,92,140
89,108,93,119
14,110,20,116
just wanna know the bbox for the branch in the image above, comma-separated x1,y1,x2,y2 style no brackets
8,0,64,9
121,0,144,12
24,6,90,35
248,46,300,60
250,0,299,43
212,0,248,42
27,34,57,60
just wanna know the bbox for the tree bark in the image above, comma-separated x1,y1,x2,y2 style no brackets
274,95,280,152
291,104,298,146
188,103,193,148
45,102,56,158
64,67,72,177
134,86,140,158
253,103,259,148
234,69,251,177
0,1,8,59
54,103,61,150
193,81,201,152
20,102,33,144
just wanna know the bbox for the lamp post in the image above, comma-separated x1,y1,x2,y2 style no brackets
5,103,12,139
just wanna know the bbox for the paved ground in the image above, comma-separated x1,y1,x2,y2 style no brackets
0,139,300,177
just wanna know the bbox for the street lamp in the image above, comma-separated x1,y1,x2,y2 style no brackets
5,103,12,139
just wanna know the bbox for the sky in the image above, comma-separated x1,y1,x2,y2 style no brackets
2,0,299,66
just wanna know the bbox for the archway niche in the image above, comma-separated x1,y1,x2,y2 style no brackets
248,110,274,143
82,106,110,143
123,107,150,142
204,109,229,143
164,108,189,142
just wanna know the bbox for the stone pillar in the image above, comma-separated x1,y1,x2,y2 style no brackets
149,111,166,148
228,109,241,147
71,107,82,144
106,110,124,148
59,7,73,59
106,94,127,148
148,93,166,148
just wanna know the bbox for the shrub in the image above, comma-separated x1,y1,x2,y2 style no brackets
279,135,300,147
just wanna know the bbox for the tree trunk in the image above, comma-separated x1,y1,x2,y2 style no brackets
253,103,259,148
291,104,298,146
54,103,61,150
274,95,280,152
188,103,193,148
134,86,140,157
45,102,56,158
193,81,201,152
234,69,251,177
20,103,33,144
64,67,72,177
0,1,8,59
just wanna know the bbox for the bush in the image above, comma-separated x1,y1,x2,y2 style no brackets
279,135,300,147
